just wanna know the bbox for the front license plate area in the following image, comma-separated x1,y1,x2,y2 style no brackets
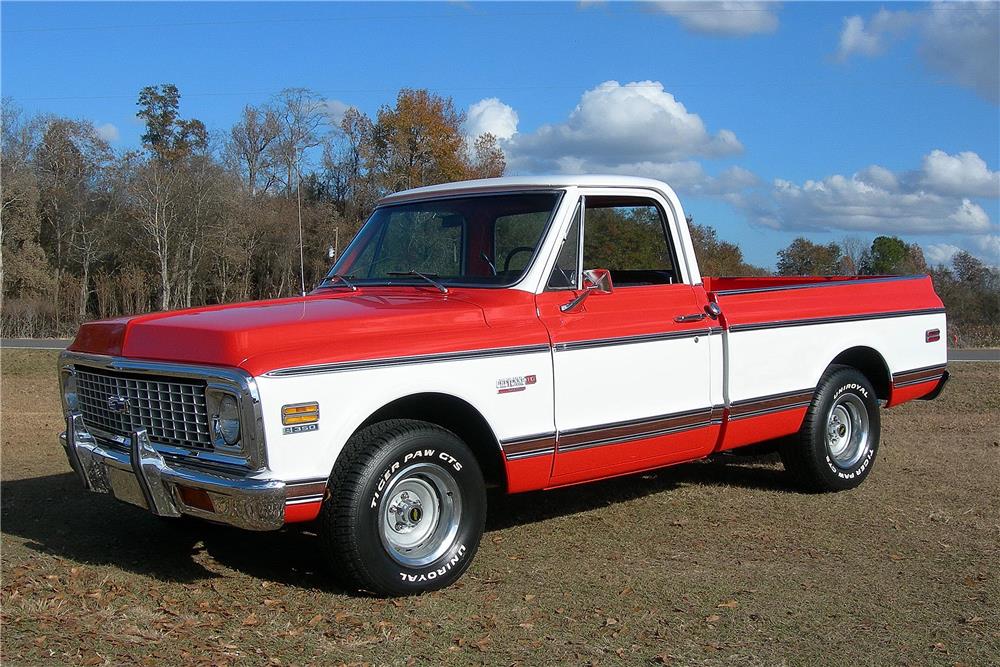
107,466,148,510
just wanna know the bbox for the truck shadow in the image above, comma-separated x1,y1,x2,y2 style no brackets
1,457,791,590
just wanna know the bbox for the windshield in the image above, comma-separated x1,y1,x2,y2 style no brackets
326,192,562,288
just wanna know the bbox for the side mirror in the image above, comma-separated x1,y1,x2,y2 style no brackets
560,268,613,313
583,268,613,294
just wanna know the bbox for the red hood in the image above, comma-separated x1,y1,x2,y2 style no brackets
68,288,546,376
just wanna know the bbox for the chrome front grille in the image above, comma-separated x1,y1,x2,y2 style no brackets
75,367,213,449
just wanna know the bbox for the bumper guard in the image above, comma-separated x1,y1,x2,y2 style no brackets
60,412,286,530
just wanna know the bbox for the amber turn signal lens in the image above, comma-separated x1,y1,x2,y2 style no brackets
177,485,214,512
282,402,319,425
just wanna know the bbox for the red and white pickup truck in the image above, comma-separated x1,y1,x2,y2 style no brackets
60,176,948,594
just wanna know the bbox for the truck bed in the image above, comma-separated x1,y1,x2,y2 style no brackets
702,273,946,455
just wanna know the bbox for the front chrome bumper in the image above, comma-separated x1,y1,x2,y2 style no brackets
60,412,286,530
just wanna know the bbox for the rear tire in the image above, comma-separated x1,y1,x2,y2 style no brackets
319,419,486,595
780,366,881,492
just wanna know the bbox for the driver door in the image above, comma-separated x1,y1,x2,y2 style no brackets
535,193,718,484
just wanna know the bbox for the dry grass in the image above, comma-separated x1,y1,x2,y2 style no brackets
2,349,998,666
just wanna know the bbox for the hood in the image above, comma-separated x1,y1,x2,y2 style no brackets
68,288,544,376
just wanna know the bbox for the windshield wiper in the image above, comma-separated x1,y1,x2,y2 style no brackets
316,273,358,291
386,270,448,294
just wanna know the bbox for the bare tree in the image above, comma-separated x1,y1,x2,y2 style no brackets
841,236,866,276
124,153,182,310
0,100,49,307
270,88,327,196
34,118,112,324
226,104,281,196
270,88,328,294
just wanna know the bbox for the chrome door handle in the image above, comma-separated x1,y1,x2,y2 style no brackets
674,313,707,323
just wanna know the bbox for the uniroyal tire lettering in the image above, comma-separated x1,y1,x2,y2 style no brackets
834,383,868,399
399,544,467,582
824,383,875,478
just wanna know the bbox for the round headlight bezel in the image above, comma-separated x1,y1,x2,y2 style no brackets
214,393,241,446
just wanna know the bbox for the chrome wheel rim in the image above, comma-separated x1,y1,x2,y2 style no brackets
826,393,870,469
378,463,462,567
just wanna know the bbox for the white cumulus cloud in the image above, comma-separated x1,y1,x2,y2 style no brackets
95,122,119,143
835,9,914,60
971,234,1000,265
835,2,999,103
498,80,751,198
464,97,519,140
734,150,998,235
924,242,962,266
650,1,780,36
915,150,1000,198
506,80,742,175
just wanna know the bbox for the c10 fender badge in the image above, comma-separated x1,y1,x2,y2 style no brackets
497,374,537,394
283,423,319,435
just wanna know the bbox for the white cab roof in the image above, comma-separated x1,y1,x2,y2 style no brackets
379,175,681,204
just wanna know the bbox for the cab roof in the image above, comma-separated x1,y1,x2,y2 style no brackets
378,175,680,205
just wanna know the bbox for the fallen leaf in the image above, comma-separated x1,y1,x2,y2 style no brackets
705,615,721,623
717,600,739,609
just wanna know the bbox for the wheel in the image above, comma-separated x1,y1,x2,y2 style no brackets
780,365,881,492
319,419,486,595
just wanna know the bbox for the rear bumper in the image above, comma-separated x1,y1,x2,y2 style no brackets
918,370,950,401
60,412,286,530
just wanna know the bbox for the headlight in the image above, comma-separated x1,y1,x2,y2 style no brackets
214,394,241,445
63,370,78,411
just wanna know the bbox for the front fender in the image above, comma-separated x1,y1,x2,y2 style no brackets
253,351,554,483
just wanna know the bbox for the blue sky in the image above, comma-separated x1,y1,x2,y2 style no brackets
2,1,998,268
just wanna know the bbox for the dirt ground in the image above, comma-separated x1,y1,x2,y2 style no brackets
1,349,997,666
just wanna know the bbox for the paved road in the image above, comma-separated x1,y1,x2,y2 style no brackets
2,339,73,350
3,338,998,361
948,348,1000,362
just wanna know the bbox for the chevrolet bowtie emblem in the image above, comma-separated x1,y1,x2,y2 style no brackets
107,395,130,414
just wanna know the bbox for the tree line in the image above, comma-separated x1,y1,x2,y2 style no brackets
1,85,996,345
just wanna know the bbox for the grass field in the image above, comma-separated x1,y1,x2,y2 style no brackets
2,349,998,666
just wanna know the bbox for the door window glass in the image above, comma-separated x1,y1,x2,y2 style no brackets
583,197,677,286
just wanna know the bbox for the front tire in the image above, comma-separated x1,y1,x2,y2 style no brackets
780,366,881,492
320,419,486,595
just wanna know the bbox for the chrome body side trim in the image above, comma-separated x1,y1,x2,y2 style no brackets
891,363,948,388
556,406,716,453
265,343,551,378
553,327,719,352
728,388,815,421
726,308,945,333
500,433,557,460
61,412,286,530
